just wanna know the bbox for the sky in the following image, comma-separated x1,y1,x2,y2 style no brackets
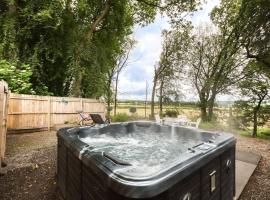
117,0,229,101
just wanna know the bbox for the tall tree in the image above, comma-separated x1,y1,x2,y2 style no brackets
211,0,270,72
157,77,183,114
169,23,245,121
113,38,136,116
151,27,189,118
103,38,136,118
238,63,270,137
0,0,202,98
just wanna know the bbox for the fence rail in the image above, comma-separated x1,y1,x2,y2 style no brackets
7,93,106,131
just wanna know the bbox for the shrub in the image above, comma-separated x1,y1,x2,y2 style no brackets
129,107,137,114
107,106,113,112
164,110,179,117
0,60,34,94
232,101,270,129
112,113,131,122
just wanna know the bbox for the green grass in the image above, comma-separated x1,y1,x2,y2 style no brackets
199,121,228,132
111,113,148,122
236,128,270,140
200,121,270,140
116,105,199,110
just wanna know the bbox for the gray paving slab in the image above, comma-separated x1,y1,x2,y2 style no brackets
235,151,261,200
236,151,261,165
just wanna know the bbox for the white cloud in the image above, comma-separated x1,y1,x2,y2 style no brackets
189,0,220,25
118,15,169,100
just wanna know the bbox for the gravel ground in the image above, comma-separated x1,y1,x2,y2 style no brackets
236,135,270,200
0,131,59,200
0,130,269,200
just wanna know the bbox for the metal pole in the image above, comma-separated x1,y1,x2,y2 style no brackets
145,80,148,118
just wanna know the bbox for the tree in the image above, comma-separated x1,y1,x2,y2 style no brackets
238,63,270,137
103,38,136,118
113,38,136,116
170,23,245,121
211,0,270,72
151,27,189,118
157,75,183,114
0,0,134,97
0,0,202,98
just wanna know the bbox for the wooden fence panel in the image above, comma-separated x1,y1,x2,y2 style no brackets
7,94,106,131
8,94,49,130
0,81,8,167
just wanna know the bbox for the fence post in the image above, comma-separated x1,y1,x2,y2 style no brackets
48,96,51,131
0,81,8,171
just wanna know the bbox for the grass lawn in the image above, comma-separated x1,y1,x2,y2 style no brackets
236,128,270,140
199,120,270,141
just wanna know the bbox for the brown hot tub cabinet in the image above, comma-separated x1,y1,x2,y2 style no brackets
57,122,235,200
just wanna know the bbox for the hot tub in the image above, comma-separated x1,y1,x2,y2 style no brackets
57,121,236,200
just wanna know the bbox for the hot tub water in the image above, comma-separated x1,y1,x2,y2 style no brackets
79,128,205,177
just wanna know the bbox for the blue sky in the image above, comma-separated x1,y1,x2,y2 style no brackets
118,0,221,101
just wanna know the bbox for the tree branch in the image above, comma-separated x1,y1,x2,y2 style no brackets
84,0,111,41
135,0,182,10
245,44,270,68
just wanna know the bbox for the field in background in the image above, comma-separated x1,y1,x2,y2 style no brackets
113,102,270,140
113,102,230,121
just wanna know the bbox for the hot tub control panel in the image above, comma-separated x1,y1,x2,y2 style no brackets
195,143,216,151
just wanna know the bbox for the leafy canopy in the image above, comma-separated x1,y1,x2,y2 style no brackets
0,60,34,94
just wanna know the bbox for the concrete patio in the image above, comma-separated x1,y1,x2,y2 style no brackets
235,151,261,199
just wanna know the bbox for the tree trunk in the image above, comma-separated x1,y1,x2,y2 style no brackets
106,76,112,118
114,72,119,116
252,108,258,137
252,97,265,137
200,99,208,122
208,96,216,121
150,76,157,119
4,1,18,61
159,80,164,115
84,0,111,41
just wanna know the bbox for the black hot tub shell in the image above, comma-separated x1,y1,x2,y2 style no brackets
57,121,236,200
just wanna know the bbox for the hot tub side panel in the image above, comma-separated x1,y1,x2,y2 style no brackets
57,137,67,199
58,136,84,200
221,147,235,200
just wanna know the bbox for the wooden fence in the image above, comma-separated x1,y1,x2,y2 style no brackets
7,93,106,132
0,81,8,168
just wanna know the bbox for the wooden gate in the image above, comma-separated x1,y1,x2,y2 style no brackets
0,81,9,169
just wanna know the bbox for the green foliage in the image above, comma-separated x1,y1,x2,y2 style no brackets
237,128,270,140
112,113,131,122
164,109,178,117
234,64,270,136
168,22,244,121
0,0,201,97
199,120,227,132
129,107,137,114
0,0,134,97
107,106,113,112
0,59,34,94
232,101,253,128
211,0,270,72
233,101,270,128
